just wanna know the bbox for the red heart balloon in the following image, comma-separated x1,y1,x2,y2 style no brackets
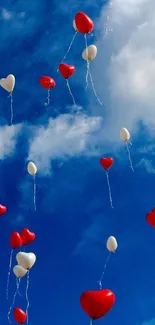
0,204,7,216
10,232,22,249
100,157,114,170
59,63,75,79
20,228,36,245
80,289,115,320
13,308,27,324
74,12,94,34
146,208,155,227
39,76,56,89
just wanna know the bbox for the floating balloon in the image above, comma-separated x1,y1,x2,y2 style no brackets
13,308,27,324
82,44,97,61
146,208,155,227
6,232,23,300
100,157,114,208
80,289,115,320
0,204,7,215
74,12,94,34
16,252,36,270
13,265,28,278
27,162,37,211
10,232,22,249
59,63,76,106
39,76,56,106
82,44,102,105
20,228,36,246
106,236,118,253
120,127,134,172
0,74,15,124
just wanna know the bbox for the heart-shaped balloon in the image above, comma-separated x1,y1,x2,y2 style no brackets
59,63,75,79
0,74,15,92
20,228,36,245
74,12,94,34
39,76,56,89
80,289,115,320
0,204,7,216
13,265,28,278
13,308,27,324
16,252,36,270
100,157,114,170
10,232,23,249
146,208,155,227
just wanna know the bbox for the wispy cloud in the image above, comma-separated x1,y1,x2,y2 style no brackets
91,0,155,141
0,124,21,159
28,112,103,174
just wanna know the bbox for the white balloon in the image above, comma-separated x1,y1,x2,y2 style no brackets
73,19,77,31
27,162,37,176
106,236,118,253
16,252,36,270
13,265,28,278
82,45,97,62
0,74,15,92
120,128,130,142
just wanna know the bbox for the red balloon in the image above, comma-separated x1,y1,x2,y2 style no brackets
0,204,7,215
74,12,94,34
39,76,56,89
10,232,22,249
146,208,155,227
100,157,114,170
20,228,36,245
13,308,27,324
80,289,115,320
59,63,75,79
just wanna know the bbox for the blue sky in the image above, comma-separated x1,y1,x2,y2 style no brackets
1,0,155,325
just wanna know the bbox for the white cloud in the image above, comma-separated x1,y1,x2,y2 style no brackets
137,158,155,173
28,113,103,173
0,124,21,159
137,319,155,325
1,9,12,20
91,0,155,140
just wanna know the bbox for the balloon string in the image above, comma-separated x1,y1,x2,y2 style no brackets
84,34,90,88
88,69,103,106
26,272,30,324
66,79,76,107
61,31,77,63
125,142,134,172
90,319,94,325
7,279,21,323
44,88,50,106
33,175,36,211
98,253,111,289
104,0,113,37
105,171,114,208
8,92,13,125
16,277,23,297
6,249,13,300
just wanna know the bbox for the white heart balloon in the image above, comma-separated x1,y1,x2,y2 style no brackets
13,265,28,278
0,74,15,92
16,252,36,270
106,236,118,253
27,162,37,176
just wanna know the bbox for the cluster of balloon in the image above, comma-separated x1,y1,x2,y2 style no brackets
7,228,36,324
120,128,134,172
60,12,102,106
80,289,115,323
98,236,118,289
39,76,56,106
100,157,114,208
0,74,15,125
27,162,37,211
58,63,76,106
